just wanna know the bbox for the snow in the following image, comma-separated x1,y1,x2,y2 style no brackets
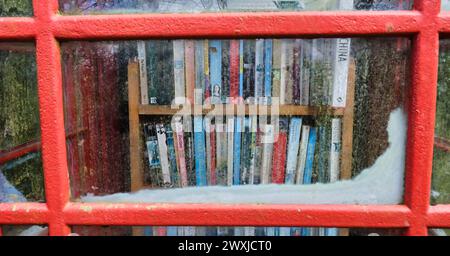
83,108,407,205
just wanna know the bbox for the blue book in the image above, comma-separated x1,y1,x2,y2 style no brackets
264,39,273,104
167,226,178,236
285,117,302,184
254,39,265,103
209,40,222,104
239,40,245,98
233,117,243,185
194,116,207,186
303,127,317,185
143,227,153,236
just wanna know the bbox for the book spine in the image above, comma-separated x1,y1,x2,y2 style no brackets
205,117,212,185
280,39,294,104
156,124,171,186
222,40,230,103
272,117,288,184
293,39,301,104
147,41,158,104
254,39,265,104
239,40,245,103
226,117,235,186
248,116,258,185
295,125,310,184
173,40,186,105
166,126,179,187
145,124,162,186
241,117,251,184
285,117,302,184
233,116,243,185
331,38,351,107
253,125,263,184
329,118,342,182
272,39,282,101
230,40,240,102
261,124,274,184
300,40,311,106
174,117,188,187
209,123,217,185
264,39,273,105
243,40,255,103
185,40,196,105
317,125,329,184
209,40,223,104
195,41,205,105
137,40,149,105
204,40,211,101
167,226,178,236
303,127,317,185
216,117,228,185
183,117,195,186
193,116,207,186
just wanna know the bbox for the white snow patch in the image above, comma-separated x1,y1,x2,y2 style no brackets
82,108,406,205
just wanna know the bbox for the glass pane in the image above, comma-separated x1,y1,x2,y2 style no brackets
0,0,33,16
0,43,44,203
71,226,404,236
429,228,450,236
0,225,48,236
61,38,410,204
59,0,413,15
432,40,450,205
443,0,450,11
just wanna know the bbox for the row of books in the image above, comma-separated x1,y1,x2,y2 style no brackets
137,37,352,108
143,115,342,189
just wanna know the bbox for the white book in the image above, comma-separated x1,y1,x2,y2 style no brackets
244,227,255,236
226,117,235,186
137,40,149,105
279,227,291,236
285,118,302,184
173,40,186,105
295,125,310,184
254,39,265,104
261,124,274,184
156,124,171,185
329,118,342,182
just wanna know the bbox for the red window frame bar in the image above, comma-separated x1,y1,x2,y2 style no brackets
0,0,448,236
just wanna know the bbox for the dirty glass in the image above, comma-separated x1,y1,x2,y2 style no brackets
71,226,405,236
0,225,48,236
0,43,45,203
429,228,450,236
0,0,33,16
431,40,450,205
61,37,410,205
59,0,413,15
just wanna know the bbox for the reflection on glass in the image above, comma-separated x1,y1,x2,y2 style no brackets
59,0,413,14
432,40,450,205
0,225,48,236
0,0,33,16
0,43,44,203
428,228,450,236
443,0,450,11
72,226,404,236
62,38,409,204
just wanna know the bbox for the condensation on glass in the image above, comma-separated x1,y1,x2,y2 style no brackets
431,40,450,205
61,37,410,205
71,226,405,236
58,0,413,14
0,43,44,203
0,0,33,16
0,225,48,236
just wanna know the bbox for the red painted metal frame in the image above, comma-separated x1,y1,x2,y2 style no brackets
0,0,449,236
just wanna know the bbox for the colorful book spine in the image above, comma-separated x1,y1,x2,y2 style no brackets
240,117,252,184
173,40,186,105
280,39,294,104
193,116,207,186
204,40,211,101
230,40,240,102
264,39,273,105
271,117,288,184
173,117,188,187
195,40,205,105
292,39,302,104
239,40,245,103
209,40,222,104
166,125,179,187
331,38,351,107
303,127,317,185
285,117,302,184
243,40,255,103
226,117,235,186
248,116,258,185
272,40,282,101
183,117,195,186
209,122,217,185
156,124,171,186
216,117,228,185
137,40,149,104
261,123,274,184
295,125,310,184
222,40,231,104
233,116,243,185
254,39,265,104
300,40,312,106
167,226,178,236
329,118,342,183
185,40,196,105
145,124,161,186
205,117,213,184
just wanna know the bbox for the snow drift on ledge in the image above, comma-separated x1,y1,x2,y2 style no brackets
82,107,407,205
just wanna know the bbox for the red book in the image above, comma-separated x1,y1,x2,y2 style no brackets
229,40,240,102
271,118,289,184
185,40,195,105
209,124,217,185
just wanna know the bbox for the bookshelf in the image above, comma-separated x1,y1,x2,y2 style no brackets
127,57,356,235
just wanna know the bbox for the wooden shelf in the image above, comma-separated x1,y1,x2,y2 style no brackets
138,104,345,116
